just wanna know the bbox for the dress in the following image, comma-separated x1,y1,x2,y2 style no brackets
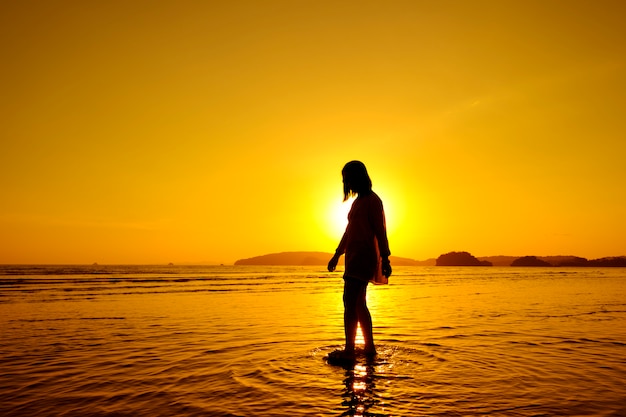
336,192,391,283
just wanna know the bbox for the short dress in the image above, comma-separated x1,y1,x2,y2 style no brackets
336,192,391,284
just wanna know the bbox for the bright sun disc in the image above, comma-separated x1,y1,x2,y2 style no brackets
333,199,352,232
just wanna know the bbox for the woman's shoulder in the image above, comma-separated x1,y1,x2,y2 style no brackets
358,191,383,207
365,191,382,203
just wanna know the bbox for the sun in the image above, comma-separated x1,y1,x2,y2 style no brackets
312,188,353,250
331,197,353,235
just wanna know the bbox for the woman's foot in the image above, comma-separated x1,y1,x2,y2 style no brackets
363,346,377,358
328,349,355,360
326,349,356,366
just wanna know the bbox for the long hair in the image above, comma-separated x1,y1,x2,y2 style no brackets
342,160,373,201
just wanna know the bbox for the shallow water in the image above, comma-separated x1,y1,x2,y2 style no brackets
1,265,625,416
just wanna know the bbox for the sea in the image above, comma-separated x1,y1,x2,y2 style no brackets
1,265,625,417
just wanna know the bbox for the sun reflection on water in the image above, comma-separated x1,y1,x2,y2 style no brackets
341,360,380,417
354,325,365,346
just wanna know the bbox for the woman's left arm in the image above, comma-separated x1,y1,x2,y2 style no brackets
371,196,392,277
371,197,390,258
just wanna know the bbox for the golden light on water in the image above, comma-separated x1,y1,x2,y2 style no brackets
346,363,375,417
352,381,367,392
354,325,365,347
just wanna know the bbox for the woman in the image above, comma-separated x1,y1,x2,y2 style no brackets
328,161,391,361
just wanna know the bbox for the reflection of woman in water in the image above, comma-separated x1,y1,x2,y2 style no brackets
328,161,391,361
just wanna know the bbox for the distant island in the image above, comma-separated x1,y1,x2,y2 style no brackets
479,254,626,267
436,251,492,266
234,251,428,266
510,256,551,267
234,251,626,267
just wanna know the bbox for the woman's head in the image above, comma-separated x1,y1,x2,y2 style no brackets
342,160,372,201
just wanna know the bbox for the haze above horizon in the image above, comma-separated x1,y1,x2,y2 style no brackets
2,1,625,264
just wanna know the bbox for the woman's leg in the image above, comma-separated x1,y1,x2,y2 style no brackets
343,278,374,353
343,278,360,352
356,286,375,354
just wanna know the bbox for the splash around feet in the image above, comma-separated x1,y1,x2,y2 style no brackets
325,347,377,368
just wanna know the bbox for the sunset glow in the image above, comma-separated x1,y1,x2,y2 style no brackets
1,1,625,264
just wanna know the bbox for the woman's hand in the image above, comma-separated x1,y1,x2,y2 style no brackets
382,258,392,278
328,254,340,272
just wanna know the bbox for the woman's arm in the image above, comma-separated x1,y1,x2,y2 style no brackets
328,231,347,272
371,197,390,258
371,196,392,277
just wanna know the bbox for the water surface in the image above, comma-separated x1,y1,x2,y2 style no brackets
1,265,625,416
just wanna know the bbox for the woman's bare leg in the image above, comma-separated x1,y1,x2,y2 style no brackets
343,278,375,354
356,290,375,354
343,278,360,353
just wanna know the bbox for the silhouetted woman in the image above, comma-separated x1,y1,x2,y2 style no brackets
328,161,391,361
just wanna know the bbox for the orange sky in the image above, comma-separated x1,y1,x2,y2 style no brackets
1,1,625,264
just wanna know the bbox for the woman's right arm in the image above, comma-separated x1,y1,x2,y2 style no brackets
328,232,347,272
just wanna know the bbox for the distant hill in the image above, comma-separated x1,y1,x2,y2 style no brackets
482,255,626,267
478,256,518,267
414,258,437,266
476,255,592,266
235,252,330,266
233,251,626,267
538,255,626,267
436,251,492,266
588,257,626,267
511,256,552,267
234,251,424,266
